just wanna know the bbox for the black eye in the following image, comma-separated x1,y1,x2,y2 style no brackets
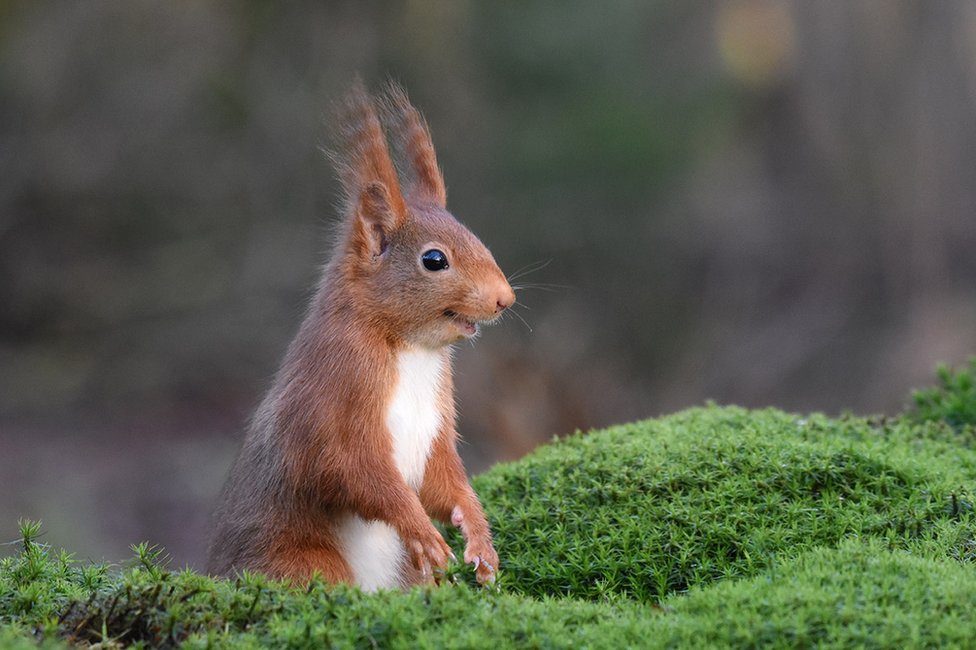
421,249,449,271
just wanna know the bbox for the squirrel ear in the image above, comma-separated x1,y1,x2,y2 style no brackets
353,181,401,258
330,80,408,240
382,83,447,208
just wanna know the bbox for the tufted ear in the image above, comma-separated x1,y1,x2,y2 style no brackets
381,82,447,207
330,80,407,256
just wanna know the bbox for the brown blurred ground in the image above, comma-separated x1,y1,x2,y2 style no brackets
2,1,975,569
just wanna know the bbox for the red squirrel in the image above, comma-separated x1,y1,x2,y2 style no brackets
206,81,514,590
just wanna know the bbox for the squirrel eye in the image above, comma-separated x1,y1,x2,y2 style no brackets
421,249,449,271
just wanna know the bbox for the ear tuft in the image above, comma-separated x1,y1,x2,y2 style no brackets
329,79,407,225
380,82,447,207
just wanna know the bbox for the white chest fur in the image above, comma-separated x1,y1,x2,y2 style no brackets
386,346,445,489
338,346,445,591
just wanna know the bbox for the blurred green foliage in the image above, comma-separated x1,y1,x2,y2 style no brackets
2,1,974,430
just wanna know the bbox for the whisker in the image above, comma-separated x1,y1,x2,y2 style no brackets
506,259,547,281
511,282,567,292
507,258,552,283
506,305,533,333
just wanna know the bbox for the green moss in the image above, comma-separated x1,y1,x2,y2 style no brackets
4,365,976,648
657,538,976,648
912,357,976,433
467,406,976,602
1,538,661,648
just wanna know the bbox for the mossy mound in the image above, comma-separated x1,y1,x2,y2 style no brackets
3,362,976,648
470,405,976,603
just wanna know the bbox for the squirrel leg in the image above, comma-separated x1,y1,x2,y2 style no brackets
450,501,498,585
264,530,355,585
421,431,499,585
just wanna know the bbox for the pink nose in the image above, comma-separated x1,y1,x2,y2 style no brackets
495,286,516,313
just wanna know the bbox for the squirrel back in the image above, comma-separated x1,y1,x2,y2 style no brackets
207,81,513,589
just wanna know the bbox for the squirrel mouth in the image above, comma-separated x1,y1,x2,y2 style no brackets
444,310,479,337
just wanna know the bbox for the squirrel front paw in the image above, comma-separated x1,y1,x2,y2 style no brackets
450,506,498,585
402,522,453,582
463,537,498,585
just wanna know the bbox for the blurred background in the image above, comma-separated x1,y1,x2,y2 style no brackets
2,1,975,569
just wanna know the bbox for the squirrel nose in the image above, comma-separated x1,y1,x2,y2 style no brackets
495,286,516,313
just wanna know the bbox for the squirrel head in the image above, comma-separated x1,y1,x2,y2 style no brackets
328,81,514,349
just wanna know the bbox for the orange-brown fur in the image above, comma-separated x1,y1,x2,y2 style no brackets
207,81,512,588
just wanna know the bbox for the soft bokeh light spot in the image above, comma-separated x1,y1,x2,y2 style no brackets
716,0,795,88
